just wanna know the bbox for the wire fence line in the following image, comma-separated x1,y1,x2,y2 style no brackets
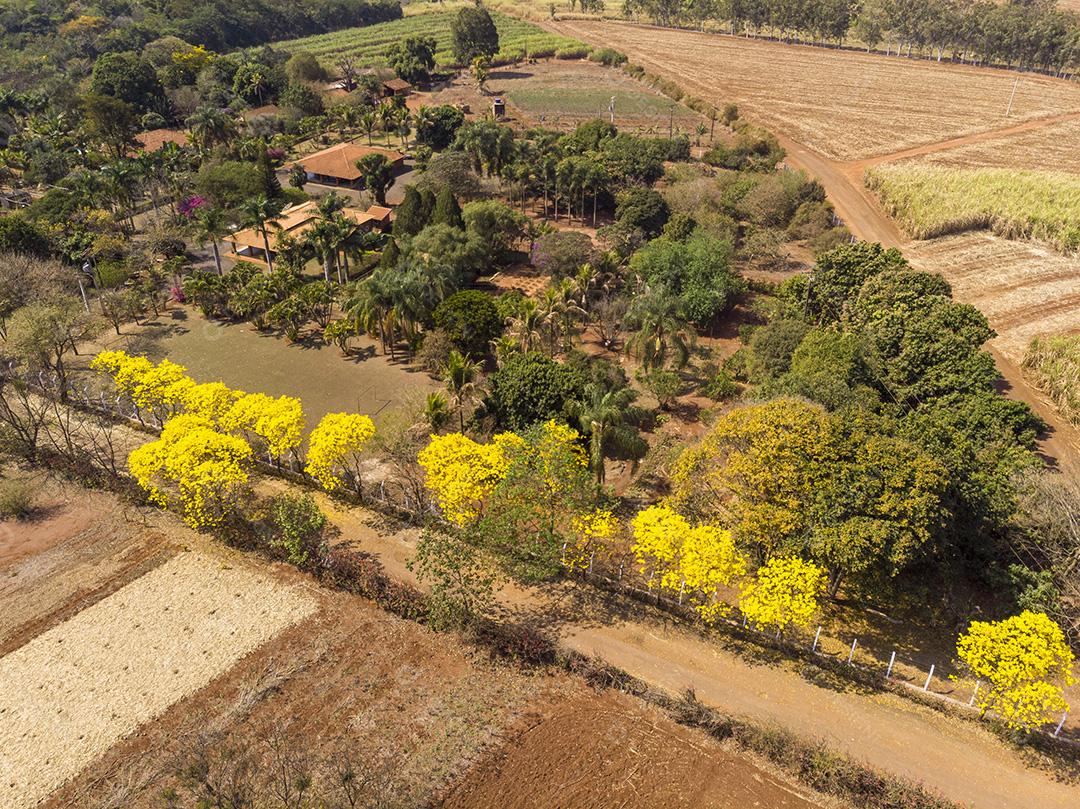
15,372,1077,745
570,563,1076,744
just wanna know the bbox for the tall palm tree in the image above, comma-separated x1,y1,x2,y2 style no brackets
186,106,238,152
442,349,483,431
359,110,377,146
507,298,544,354
624,288,693,371
566,383,640,485
377,102,397,148
194,206,229,275
241,195,285,272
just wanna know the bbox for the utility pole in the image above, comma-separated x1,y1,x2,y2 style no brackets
1005,74,1020,117
609,95,615,125
669,104,675,140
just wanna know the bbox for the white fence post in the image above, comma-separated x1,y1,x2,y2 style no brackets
847,638,858,665
923,664,935,692
742,615,748,628
969,681,980,707
617,564,623,581
588,550,595,574
885,650,896,679
812,625,822,652
1053,711,1068,737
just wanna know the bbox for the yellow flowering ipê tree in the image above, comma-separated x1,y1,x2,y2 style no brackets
566,508,620,572
956,610,1076,731
739,556,826,636
631,504,690,591
222,392,305,464
92,350,191,424
417,431,512,526
182,381,243,425
128,414,253,529
680,523,747,622
631,504,748,621
305,412,377,495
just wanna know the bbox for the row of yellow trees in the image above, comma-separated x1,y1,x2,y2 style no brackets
92,350,1074,733
92,350,375,527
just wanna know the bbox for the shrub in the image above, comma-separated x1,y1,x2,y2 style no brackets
417,328,456,375
0,478,35,520
588,47,626,66
701,369,739,401
487,351,583,429
269,492,327,567
555,44,591,59
433,290,503,358
531,230,598,278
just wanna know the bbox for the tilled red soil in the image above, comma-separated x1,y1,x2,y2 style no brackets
442,690,820,809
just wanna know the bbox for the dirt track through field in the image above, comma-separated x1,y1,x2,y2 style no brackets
0,552,315,809
548,18,1080,479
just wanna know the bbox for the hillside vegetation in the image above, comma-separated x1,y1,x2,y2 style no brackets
865,164,1080,252
271,10,582,69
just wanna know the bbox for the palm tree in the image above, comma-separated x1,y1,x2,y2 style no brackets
624,288,693,371
507,299,544,354
442,349,483,430
194,206,229,275
567,383,640,485
241,195,285,272
377,102,397,148
359,110,377,146
186,106,238,152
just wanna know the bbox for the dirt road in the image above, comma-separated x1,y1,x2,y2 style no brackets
546,18,1080,478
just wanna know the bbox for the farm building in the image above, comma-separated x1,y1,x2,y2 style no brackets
224,199,391,267
132,128,189,152
290,142,405,189
381,78,412,97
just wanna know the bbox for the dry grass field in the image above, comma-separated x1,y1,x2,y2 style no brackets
906,232,1080,365
0,552,315,809
551,20,1080,160
889,117,1080,173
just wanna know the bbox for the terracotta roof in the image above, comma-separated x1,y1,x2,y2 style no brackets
365,205,392,222
225,200,386,252
382,78,411,92
292,142,404,182
134,128,188,151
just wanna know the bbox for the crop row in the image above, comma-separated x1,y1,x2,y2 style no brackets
865,164,1080,253
271,11,582,67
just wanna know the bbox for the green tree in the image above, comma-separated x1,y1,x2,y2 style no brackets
90,51,164,111
256,140,282,199
462,199,526,263
0,214,50,257
408,528,497,629
81,94,138,160
616,186,670,238
355,153,394,205
269,492,327,566
450,5,500,64
431,184,464,229
415,104,466,150
393,185,427,238
442,349,483,430
386,35,437,84
623,288,693,371
241,195,285,272
284,51,326,84
433,290,503,358
487,351,583,430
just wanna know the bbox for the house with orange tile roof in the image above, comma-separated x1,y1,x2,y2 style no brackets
133,128,189,152
289,142,405,189
223,199,390,267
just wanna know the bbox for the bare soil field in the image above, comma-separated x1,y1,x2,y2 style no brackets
0,551,315,809
549,20,1080,160
884,116,1080,173
0,481,173,656
3,480,826,809
442,690,821,809
906,232,1080,365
